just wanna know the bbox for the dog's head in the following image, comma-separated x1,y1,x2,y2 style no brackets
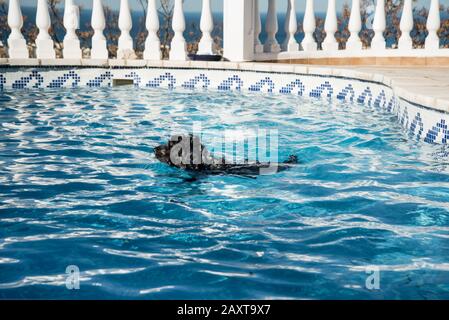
154,134,211,168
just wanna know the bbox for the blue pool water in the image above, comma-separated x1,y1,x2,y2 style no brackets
1,87,449,299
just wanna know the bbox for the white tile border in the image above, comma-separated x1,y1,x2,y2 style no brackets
0,60,448,120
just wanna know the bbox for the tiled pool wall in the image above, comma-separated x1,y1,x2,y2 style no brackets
0,66,448,144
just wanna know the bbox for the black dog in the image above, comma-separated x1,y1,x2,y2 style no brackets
154,134,298,176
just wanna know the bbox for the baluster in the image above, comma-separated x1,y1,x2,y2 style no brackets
170,0,187,60
302,0,317,51
63,0,81,59
91,0,108,59
36,0,55,59
398,0,413,50
7,0,28,59
371,0,386,50
281,0,291,51
144,0,161,60
323,0,338,51
254,0,263,53
198,0,214,54
118,0,134,59
347,0,362,50
283,0,299,52
425,0,440,50
264,0,280,53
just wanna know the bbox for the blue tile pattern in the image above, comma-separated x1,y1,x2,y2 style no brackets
217,75,243,91
357,87,373,106
279,79,305,95
424,119,449,144
248,77,275,93
87,71,112,87
0,74,5,90
12,71,44,89
410,112,424,140
182,74,210,89
47,71,81,88
310,81,333,98
337,84,355,102
125,71,141,87
374,90,387,109
0,67,448,145
146,72,175,89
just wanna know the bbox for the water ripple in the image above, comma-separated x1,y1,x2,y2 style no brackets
1,87,449,299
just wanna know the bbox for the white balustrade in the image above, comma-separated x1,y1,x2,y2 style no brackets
264,0,280,53
281,0,291,51
398,0,414,50
426,0,441,50
7,0,28,59
118,0,134,59
144,0,161,60
371,0,386,51
91,0,108,59
302,0,317,51
198,0,214,55
282,0,299,52
170,0,187,60
36,0,55,59
323,0,338,52
2,0,449,64
63,0,81,59
347,0,362,50
254,0,263,54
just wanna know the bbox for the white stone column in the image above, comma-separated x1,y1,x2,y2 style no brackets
371,0,386,50
254,0,263,53
7,0,28,59
118,0,134,58
282,0,299,52
223,0,254,61
281,0,291,51
347,0,362,50
144,0,161,60
170,0,187,60
63,0,82,59
36,0,55,59
302,0,317,51
398,0,413,50
425,0,440,50
264,0,280,53
91,0,108,59
198,0,214,54
323,0,338,51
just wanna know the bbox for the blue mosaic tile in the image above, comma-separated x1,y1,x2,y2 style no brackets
425,119,449,144
12,71,44,89
248,77,275,93
125,71,141,87
146,72,175,89
182,74,210,89
337,84,355,102
374,90,387,109
217,75,243,91
0,74,5,90
309,81,333,98
86,71,112,87
387,96,395,112
47,71,80,88
400,106,409,128
279,79,305,95
357,87,373,106
410,112,424,140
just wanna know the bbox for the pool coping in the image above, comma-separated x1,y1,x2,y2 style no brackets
1,58,448,114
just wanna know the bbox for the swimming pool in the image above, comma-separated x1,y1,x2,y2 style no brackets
0,85,449,299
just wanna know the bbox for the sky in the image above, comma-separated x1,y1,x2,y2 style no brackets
20,0,446,13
